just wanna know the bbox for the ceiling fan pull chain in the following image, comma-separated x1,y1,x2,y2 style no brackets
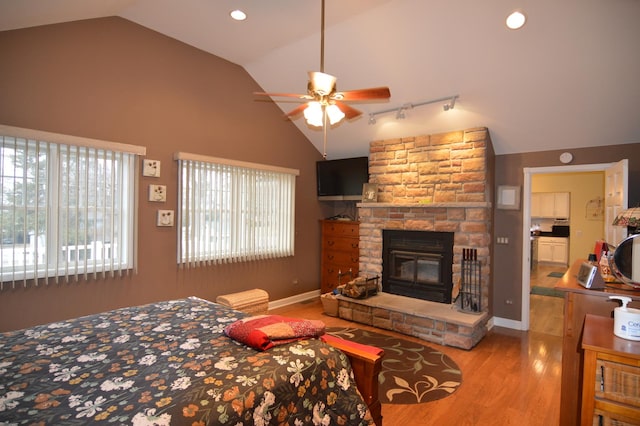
322,105,328,159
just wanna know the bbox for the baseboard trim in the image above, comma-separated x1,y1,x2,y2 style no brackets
269,290,321,310
492,316,525,330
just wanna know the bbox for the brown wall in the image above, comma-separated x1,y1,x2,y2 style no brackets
493,144,640,321
0,17,326,331
2,17,638,331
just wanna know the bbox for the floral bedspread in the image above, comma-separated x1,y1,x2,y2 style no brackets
0,297,373,425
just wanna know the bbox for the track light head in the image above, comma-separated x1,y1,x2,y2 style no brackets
443,96,457,111
396,108,405,120
368,114,377,125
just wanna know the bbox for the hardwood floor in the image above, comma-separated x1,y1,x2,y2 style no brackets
529,263,567,337
271,296,564,426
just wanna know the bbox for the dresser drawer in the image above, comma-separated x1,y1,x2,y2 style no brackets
321,263,360,291
596,359,640,406
322,221,359,237
323,237,359,252
593,408,640,426
322,249,359,265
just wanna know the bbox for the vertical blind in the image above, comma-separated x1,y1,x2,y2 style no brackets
176,152,298,267
0,125,145,289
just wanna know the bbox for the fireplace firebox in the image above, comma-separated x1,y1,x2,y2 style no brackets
382,230,454,303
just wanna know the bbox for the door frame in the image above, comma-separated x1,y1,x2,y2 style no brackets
521,162,614,330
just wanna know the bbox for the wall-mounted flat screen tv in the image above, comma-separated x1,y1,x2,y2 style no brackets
316,156,369,201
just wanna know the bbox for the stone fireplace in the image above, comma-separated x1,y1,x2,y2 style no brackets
335,127,494,350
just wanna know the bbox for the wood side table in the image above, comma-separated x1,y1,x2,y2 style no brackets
581,314,640,426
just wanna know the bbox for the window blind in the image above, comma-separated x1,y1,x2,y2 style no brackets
0,125,145,289
176,152,298,267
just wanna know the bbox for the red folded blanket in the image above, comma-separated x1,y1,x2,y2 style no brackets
224,315,326,351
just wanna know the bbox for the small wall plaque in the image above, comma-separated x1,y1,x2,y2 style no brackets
497,185,520,210
142,159,161,177
362,183,378,203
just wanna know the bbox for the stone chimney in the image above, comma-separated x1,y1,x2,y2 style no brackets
358,127,494,313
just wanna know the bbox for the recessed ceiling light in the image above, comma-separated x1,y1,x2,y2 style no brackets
506,10,527,30
230,9,247,21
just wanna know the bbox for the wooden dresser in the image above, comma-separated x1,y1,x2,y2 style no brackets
320,220,359,293
555,260,640,425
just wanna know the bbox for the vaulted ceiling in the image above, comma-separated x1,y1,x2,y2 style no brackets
1,0,639,159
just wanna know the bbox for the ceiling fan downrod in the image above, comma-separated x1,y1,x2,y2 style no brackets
320,0,325,73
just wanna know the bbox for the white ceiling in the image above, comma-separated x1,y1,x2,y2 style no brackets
1,0,639,159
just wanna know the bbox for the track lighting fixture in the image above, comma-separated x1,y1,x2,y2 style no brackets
368,95,459,124
443,96,456,111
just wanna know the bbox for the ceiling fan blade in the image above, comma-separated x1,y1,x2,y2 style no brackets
254,91,311,100
334,101,362,120
334,87,391,101
285,104,309,119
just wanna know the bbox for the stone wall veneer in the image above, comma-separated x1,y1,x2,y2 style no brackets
337,127,494,349
359,127,493,313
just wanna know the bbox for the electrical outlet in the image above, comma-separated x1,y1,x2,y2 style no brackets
157,210,174,227
148,184,166,202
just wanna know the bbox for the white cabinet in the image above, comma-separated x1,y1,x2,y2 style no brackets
537,237,568,264
531,192,570,218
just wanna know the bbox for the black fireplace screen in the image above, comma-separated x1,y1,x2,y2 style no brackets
382,230,454,303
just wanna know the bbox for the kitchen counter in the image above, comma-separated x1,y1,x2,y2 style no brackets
530,232,569,238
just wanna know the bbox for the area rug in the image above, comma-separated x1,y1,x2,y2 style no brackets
326,327,462,404
531,285,565,298
547,271,565,278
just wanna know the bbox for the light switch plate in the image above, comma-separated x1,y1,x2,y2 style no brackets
142,159,161,177
148,184,166,202
157,210,174,227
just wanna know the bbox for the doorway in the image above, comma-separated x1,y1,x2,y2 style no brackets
520,161,627,331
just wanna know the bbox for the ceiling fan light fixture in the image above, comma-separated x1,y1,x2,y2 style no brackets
326,104,345,125
309,72,337,96
506,10,527,30
303,102,324,127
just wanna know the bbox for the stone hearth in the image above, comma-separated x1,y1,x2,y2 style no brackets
336,293,488,350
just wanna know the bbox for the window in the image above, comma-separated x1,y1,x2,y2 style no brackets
0,125,145,288
176,152,298,266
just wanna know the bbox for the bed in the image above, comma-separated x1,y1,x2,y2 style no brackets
0,296,382,425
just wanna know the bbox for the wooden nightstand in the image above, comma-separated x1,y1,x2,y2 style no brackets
581,314,640,426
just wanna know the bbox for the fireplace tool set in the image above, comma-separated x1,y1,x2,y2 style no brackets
457,248,482,313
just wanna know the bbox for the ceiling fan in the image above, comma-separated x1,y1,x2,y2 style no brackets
254,0,391,133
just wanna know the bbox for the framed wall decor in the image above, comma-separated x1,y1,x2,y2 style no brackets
142,159,161,177
497,185,520,210
362,183,378,203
